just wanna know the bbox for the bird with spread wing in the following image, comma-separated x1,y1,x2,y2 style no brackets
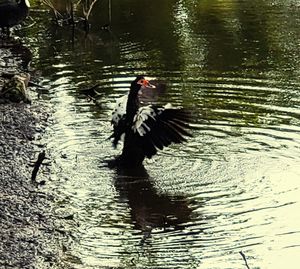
110,75,192,167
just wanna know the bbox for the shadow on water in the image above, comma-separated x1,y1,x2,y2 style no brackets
0,38,32,71
114,165,193,239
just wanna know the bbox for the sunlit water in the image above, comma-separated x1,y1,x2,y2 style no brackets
19,0,300,268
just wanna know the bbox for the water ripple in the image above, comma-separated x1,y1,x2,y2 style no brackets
26,2,300,268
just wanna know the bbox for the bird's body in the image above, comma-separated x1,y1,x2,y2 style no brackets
0,0,30,35
110,76,192,167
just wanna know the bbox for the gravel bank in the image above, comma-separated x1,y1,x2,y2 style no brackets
0,102,65,269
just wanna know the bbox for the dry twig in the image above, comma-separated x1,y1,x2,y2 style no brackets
82,0,98,20
40,0,63,23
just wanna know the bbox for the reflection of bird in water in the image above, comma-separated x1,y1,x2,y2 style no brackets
110,76,192,167
8,41,32,70
0,0,30,36
0,38,32,71
114,166,192,243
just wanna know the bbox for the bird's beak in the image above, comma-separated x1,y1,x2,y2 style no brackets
142,79,156,89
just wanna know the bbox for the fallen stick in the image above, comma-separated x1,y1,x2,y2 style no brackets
239,251,251,269
79,83,100,98
31,150,46,182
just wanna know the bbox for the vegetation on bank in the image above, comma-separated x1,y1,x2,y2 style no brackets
31,0,104,31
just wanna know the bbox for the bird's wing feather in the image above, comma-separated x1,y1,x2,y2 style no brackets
132,104,192,158
110,95,128,147
111,95,127,125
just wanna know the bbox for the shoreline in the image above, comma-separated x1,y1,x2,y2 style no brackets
0,34,70,268
0,101,65,268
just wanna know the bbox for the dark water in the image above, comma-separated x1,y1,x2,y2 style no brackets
20,0,300,268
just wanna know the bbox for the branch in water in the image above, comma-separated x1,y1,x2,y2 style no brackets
239,251,251,269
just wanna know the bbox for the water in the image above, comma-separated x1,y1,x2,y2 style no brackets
20,0,300,268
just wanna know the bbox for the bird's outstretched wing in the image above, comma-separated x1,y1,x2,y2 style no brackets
132,104,192,158
110,95,128,147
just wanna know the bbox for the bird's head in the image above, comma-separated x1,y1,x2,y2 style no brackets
130,76,156,94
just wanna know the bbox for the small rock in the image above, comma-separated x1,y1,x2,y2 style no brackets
0,73,31,103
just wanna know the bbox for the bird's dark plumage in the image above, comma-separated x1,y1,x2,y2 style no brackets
0,0,30,36
110,76,192,167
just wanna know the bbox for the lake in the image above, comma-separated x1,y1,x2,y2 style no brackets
19,0,300,268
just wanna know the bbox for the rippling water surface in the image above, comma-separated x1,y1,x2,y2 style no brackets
23,0,300,268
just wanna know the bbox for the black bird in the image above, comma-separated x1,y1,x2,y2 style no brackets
110,76,192,167
0,0,30,36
